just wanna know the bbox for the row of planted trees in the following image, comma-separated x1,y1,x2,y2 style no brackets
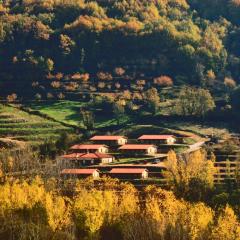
0,176,239,240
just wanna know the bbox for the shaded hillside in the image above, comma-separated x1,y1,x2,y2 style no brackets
0,0,240,99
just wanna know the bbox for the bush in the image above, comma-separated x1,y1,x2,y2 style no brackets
35,93,42,101
114,67,125,76
51,81,61,89
47,92,54,99
154,76,173,87
224,77,236,89
97,72,113,81
57,93,65,99
98,82,106,89
71,73,90,81
64,82,79,91
6,93,17,102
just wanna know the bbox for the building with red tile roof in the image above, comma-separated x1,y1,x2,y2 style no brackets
118,144,157,155
138,135,176,144
61,168,100,179
62,153,113,159
109,168,148,179
90,135,127,146
58,152,114,169
70,144,109,153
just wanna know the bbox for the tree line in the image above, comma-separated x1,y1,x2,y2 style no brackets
0,0,240,98
0,176,240,240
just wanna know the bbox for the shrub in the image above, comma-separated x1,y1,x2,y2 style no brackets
97,72,113,81
136,79,146,85
133,92,143,101
122,90,132,100
224,77,236,89
55,72,63,80
64,82,79,91
154,75,173,87
114,67,125,76
32,81,39,88
89,86,97,92
115,82,121,89
57,93,65,99
107,84,112,90
35,93,42,101
71,73,90,81
47,93,54,99
6,93,17,102
46,73,55,80
98,82,106,89
51,81,61,88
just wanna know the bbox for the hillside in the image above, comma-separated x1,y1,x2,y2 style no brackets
1,1,240,238
0,104,73,146
0,0,239,103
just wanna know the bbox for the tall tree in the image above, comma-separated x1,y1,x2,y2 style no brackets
144,87,161,114
80,109,95,130
113,100,125,125
164,149,215,199
175,87,215,117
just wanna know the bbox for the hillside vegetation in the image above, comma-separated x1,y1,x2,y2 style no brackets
1,177,240,240
0,0,240,100
0,104,72,145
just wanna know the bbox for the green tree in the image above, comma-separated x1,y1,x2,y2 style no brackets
144,87,161,114
113,100,125,125
175,87,215,117
80,109,95,130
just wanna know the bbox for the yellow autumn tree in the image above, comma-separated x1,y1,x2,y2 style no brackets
211,205,240,240
164,149,215,198
176,203,213,240
145,185,185,236
74,188,116,238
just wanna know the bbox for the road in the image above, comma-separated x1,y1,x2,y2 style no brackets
184,141,207,154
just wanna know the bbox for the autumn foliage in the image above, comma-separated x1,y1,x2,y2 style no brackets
0,176,239,240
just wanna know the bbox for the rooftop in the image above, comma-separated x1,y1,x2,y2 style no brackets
61,169,99,175
61,153,113,159
110,168,148,174
138,135,175,140
70,144,108,150
119,144,156,150
90,135,126,140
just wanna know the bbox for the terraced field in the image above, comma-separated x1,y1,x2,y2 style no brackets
0,104,73,146
26,101,131,128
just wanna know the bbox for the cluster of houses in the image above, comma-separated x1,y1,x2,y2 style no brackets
58,134,177,180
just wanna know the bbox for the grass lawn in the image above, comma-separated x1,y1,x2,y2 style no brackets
115,157,153,164
26,101,131,128
0,104,73,145
27,101,85,126
24,101,232,143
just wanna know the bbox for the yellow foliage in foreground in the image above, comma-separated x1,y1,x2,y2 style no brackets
0,177,239,240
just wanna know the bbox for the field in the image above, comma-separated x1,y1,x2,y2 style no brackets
1,100,231,154
0,104,73,146
24,100,232,141
26,101,131,128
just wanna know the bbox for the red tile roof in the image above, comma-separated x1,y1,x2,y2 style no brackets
138,135,175,140
62,153,113,159
61,169,99,175
110,168,148,174
119,144,156,150
70,144,108,150
90,135,126,141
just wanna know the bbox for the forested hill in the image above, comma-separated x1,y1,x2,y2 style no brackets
0,0,240,98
